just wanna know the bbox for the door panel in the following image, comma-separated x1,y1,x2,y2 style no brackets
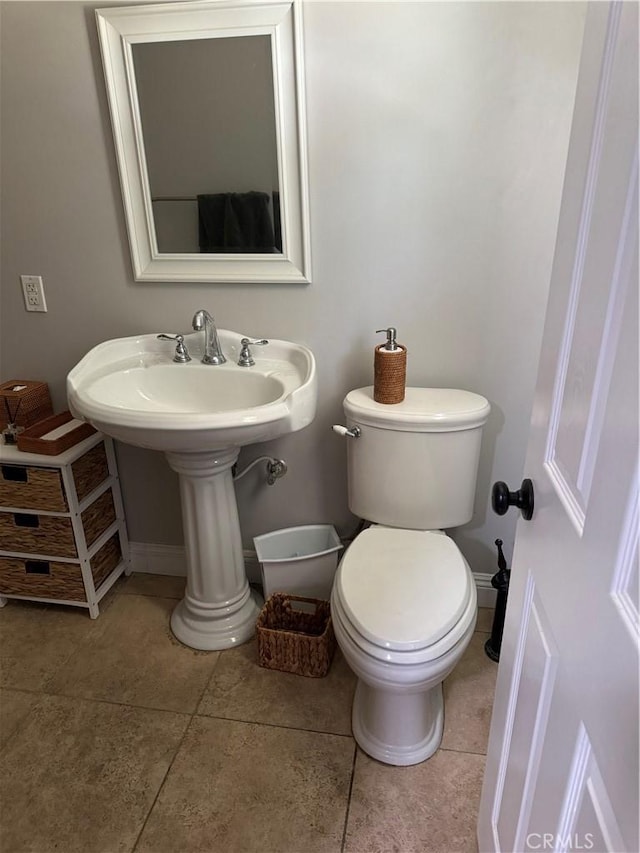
478,4,638,851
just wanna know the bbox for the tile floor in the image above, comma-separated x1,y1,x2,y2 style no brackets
0,575,498,853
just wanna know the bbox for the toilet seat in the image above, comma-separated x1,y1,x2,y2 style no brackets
335,527,473,661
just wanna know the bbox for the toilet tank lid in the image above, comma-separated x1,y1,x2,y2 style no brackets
344,387,490,431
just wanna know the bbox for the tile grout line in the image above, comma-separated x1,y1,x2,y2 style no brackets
192,644,224,715
129,580,207,853
2,682,485,755
192,713,355,740
2,687,196,718
131,713,197,853
439,745,489,758
4,682,356,740
340,742,358,853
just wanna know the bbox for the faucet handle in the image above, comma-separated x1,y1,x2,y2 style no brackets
157,334,191,364
238,338,268,367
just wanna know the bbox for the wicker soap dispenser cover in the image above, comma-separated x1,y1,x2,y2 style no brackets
373,327,407,404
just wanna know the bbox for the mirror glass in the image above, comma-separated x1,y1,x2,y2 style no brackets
133,36,281,255
96,0,311,283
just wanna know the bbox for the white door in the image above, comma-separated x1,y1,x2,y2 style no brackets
478,3,638,853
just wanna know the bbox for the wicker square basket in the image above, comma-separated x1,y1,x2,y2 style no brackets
256,593,336,678
0,380,53,430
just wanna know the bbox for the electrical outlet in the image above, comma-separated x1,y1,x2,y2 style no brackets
20,275,47,313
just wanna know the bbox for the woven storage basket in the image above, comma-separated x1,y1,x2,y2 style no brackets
72,443,109,502
0,488,116,558
0,380,53,430
0,464,67,512
0,442,109,512
0,532,122,601
256,593,336,678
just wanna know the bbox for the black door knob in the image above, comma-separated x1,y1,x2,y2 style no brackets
492,478,534,520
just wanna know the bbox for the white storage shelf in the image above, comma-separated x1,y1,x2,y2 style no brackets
0,433,131,618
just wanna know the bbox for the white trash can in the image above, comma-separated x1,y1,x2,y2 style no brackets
253,524,343,601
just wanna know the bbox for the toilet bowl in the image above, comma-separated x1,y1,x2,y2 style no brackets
331,385,490,766
331,526,477,765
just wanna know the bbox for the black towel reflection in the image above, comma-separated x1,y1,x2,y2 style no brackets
197,191,280,253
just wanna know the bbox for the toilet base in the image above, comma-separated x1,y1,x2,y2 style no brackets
351,679,444,766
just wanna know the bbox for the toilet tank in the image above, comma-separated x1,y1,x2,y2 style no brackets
343,387,490,530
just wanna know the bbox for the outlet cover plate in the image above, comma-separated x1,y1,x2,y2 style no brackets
20,275,47,312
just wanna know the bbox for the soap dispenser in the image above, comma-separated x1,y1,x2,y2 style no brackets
373,327,407,404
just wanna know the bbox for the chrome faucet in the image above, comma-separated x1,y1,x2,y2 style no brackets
192,309,226,365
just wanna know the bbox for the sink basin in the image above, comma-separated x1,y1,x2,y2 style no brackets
87,366,284,412
67,328,317,652
67,330,317,452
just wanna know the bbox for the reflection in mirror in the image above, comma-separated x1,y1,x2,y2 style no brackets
96,0,311,283
133,36,282,255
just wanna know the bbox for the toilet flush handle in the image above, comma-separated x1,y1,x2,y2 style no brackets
332,424,361,439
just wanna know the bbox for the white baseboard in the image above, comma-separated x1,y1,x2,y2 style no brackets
129,542,497,607
474,572,498,608
128,542,187,577
129,542,261,583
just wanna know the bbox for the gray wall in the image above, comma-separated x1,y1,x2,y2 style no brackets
0,1,585,574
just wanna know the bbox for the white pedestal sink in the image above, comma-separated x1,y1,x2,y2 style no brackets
67,330,317,650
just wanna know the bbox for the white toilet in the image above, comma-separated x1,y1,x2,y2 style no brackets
331,386,490,766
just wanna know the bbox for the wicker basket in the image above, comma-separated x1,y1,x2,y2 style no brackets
0,488,117,558
0,464,67,512
0,380,53,430
0,532,122,601
256,593,336,678
0,442,109,511
71,442,109,502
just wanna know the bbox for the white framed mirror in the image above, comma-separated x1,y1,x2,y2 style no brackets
96,0,311,283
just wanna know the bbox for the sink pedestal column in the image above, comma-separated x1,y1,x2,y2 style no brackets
165,448,262,650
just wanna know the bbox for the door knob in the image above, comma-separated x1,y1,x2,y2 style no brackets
491,478,534,520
